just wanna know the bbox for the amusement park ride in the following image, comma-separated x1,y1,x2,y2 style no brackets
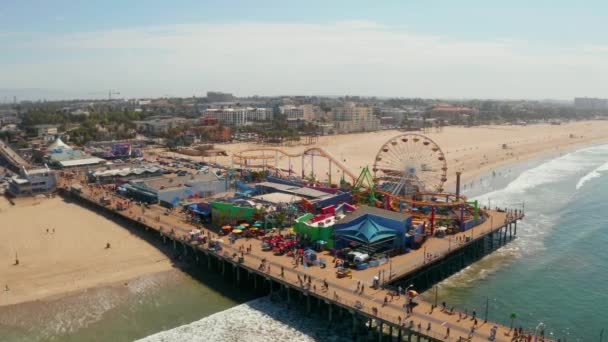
232,133,482,230
360,133,481,229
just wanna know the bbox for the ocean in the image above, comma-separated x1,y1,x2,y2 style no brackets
4,144,608,341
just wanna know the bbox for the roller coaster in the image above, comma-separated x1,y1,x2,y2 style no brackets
232,147,358,184
232,134,484,225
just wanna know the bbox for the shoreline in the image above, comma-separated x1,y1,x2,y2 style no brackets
0,196,175,307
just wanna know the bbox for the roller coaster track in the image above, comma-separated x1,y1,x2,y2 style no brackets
357,189,477,221
0,141,30,170
232,147,358,182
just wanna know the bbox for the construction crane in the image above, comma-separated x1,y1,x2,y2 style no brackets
87,89,121,100
108,89,120,100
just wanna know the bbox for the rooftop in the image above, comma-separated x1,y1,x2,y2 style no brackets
337,205,411,225
133,173,221,192
256,181,334,200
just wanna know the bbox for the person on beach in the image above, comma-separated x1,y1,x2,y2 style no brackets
4,284,8,291
427,322,431,332
445,326,450,338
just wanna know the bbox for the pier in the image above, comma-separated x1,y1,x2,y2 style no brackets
59,180,543,342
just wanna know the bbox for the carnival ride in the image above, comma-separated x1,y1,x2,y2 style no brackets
232,147,357,185
355,134,483,228
231,133,484,229
373,133,447,195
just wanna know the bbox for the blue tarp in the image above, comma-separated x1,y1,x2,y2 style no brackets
236,181,256,195
188,203,211,216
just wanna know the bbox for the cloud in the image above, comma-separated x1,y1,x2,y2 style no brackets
1,21,607,99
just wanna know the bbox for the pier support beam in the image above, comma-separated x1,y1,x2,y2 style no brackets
328,303,333,322
286,285,291,305
514,220,517,235
378,322,383,341
351,312,357,334
306,294,311,314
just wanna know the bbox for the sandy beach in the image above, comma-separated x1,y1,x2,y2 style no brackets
0,196,173,307
2,120,608,330
204,121,608,189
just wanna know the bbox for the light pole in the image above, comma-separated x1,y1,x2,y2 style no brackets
423,246,427,264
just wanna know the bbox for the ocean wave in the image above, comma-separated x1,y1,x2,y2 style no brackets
575,161,608,190
138,297,351,342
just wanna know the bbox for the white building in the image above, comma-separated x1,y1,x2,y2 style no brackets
332,103,380,133
279,104,315,121
204,107,273,126
8,166,57,197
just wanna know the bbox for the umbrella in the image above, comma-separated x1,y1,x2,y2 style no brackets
232,229,243,234
237,225,246,230
408,290,419,297
253,222,262,227
222,225,232,230
249,227,259,231
241,223,250,227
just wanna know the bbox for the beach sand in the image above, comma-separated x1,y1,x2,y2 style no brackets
0,196,173,307
3,120,608,328
196,121,608,188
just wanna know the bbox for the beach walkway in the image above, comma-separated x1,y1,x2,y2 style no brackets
61,178,545,342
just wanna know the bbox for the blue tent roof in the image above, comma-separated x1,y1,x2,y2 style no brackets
334,214,406,244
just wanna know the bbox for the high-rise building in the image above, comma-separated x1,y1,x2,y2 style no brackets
278,104,316,121
332,102,379,133
204,107,273,126
206,91,235,103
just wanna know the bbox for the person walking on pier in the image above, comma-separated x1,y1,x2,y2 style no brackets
445,326,450,338
280,266,284,278
426,322,431,333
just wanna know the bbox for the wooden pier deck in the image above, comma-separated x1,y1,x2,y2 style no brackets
60,179,547,342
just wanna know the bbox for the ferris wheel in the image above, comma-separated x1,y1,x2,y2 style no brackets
372,133,448,195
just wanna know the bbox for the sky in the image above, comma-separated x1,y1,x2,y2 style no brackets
1,0,607,101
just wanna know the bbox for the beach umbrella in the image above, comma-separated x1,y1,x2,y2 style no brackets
408,290,419,297
237,225,246,230
249,227,259,231
253,222,262,227
241,223,250,227
232,229,243,234
222,225,231,229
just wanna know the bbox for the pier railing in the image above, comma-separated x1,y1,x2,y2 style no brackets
61,181,547,342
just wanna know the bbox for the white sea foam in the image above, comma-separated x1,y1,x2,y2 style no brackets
575,161,608,190
138,297,351,342
438,147,607,291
